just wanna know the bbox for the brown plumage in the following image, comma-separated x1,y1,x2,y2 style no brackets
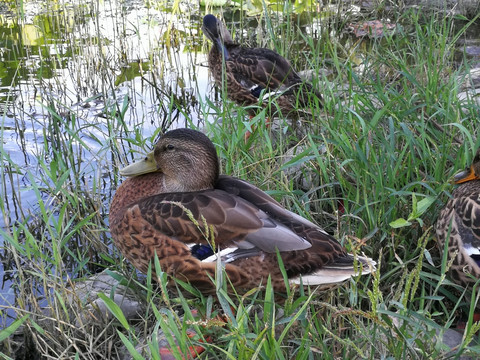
202,14,323,117
436,149,480,286
109,128,374,293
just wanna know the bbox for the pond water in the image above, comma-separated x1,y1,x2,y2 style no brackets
0,0,212,327
1,0,480,330
1,0,209,228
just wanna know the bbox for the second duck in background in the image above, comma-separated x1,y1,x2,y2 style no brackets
202,14,323,118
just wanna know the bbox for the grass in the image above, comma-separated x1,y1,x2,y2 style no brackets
1,1,480,359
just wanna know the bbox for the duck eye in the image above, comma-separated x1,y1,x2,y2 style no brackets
166,144,175,151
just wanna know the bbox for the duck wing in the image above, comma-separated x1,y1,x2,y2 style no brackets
436,184,480,285
216,175,346,253
452,192,480,254
216,176,358,277
225,46,302,95
216,175,329,234
135,185,312,253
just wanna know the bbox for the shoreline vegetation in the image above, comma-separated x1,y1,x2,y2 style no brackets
1,0,480,358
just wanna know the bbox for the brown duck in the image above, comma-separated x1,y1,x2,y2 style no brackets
202,14,323,117
436,149,480,286
109,128,374,293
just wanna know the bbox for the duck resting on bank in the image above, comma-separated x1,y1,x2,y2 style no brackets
109,128,374,294
436,149,480,286
202,14,323,118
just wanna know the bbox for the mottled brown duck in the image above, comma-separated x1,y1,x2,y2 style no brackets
109,128,374,294
201,14,323,118
436,149,480,286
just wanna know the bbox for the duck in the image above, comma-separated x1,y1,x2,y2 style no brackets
109,128,374,294
436,149,480,286
201,14,323,118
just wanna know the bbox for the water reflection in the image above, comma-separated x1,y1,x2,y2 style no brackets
0,1,212,230
0,1,213,327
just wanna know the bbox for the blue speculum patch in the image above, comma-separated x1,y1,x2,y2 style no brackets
190,244,215,260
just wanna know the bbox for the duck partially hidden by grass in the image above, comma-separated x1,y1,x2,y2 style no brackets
436,149,480,286
201,14,323,118
109,128,374,294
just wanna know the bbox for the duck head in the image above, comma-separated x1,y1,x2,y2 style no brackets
454,149,480,184
202,14,232,59
120,128,220,193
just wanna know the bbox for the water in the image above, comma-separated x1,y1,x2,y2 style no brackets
0,1,209,226
0,0,215,328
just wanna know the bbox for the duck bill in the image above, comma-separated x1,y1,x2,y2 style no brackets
119,150,158,177
201,25,213,42
454,166,479,184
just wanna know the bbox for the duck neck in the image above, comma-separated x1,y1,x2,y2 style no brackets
213,38,230,60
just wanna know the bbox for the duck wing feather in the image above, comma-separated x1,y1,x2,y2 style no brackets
225,46,302,93
135,182,313,253
216,176,346,254
452,192,480,251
